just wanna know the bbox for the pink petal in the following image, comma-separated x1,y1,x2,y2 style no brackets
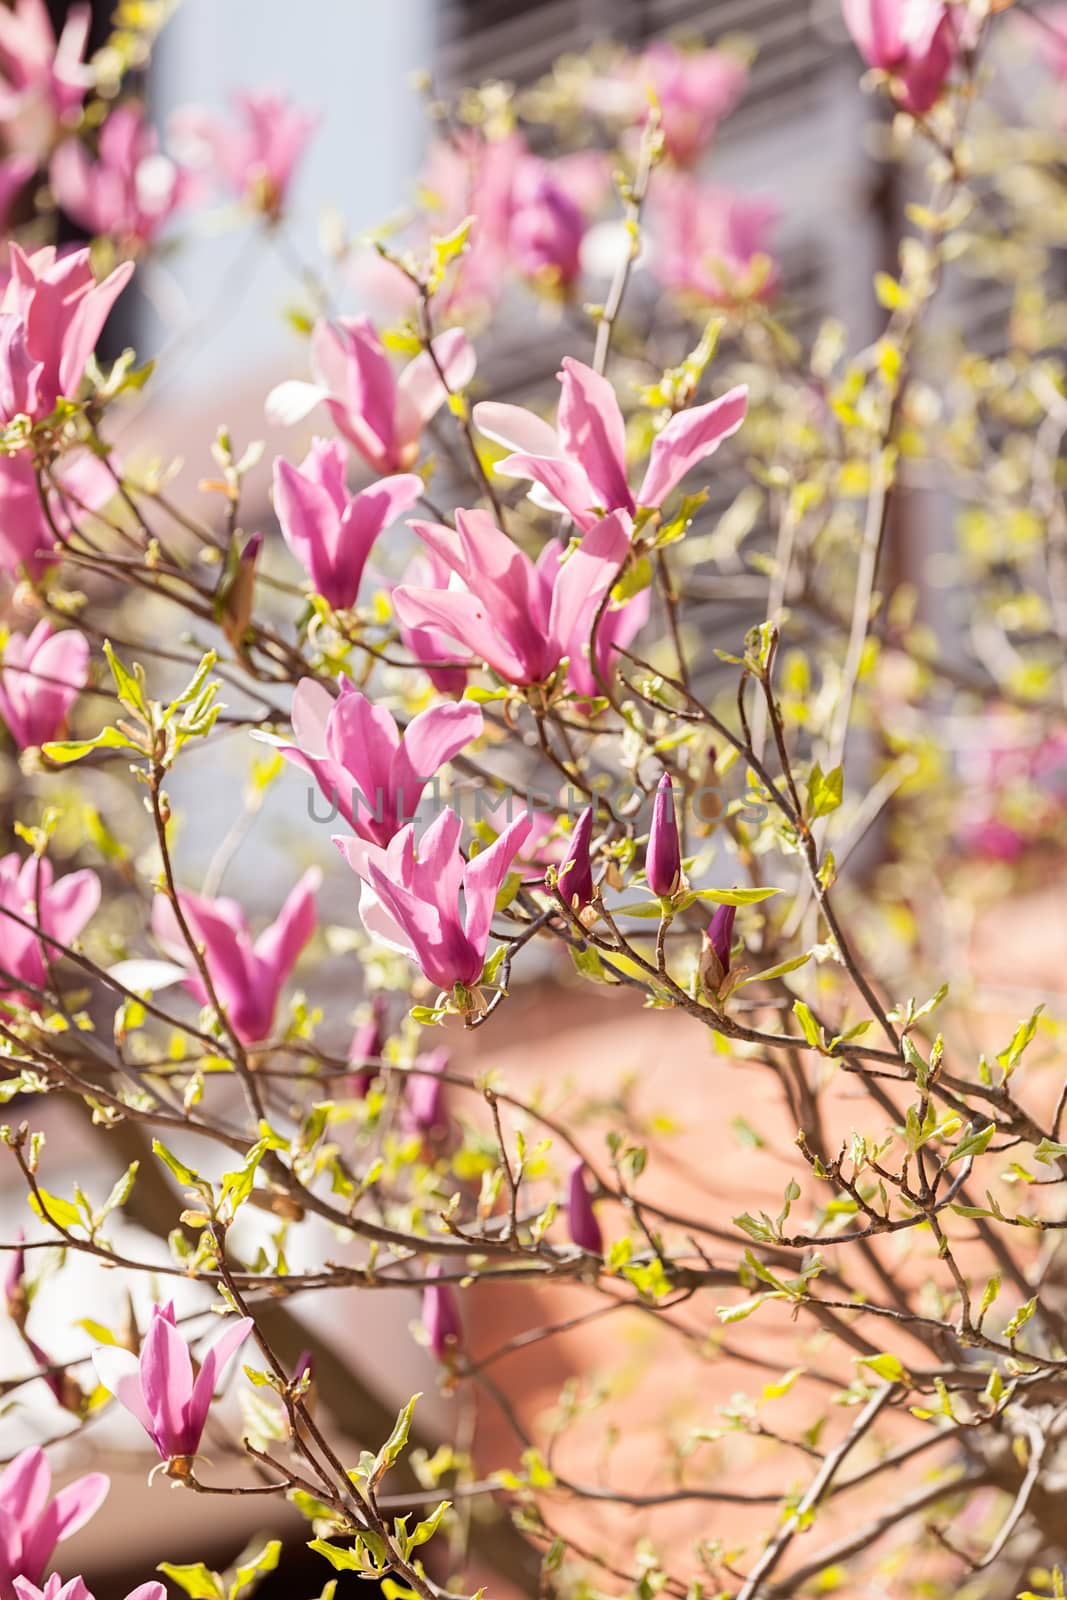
140,1310,196,1454
472,401,562,458
547,509,632,662
252,868,320,988
391,699,483,806
186,1316,254,1447
556,357,633,512
462,812,534,961
493,450,600,530
637,385,747,508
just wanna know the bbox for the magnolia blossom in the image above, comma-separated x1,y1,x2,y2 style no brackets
0,244,133,424
172,89,316,217
93,1303,253,1461
0,622,88,749
567,1162,603,1254
150,869,319,1044
0,0,90,165
0,1447,108,1595
257,676,483,844
474,358,747,530
15,1578,165,1600
509,157,586,288
394,508,632,688
335,807,532,993
699,904,737,998
50,104,189,248
841,0,957,114
267,317,475,477
0,853,100,998
588,41,748,166
273,438,422,610
651,174,778,306
646,773,682,898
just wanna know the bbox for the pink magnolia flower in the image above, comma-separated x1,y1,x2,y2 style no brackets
150,869,319,1044
0,853,100,998
335,807,532,993
394,508,633,688
272,438,422,610
651,174,778,306
0,244,133,423
266,317,476,477
473,358,747,530
50,104,189,249
0,622,88,749
0,447,117,581
567,1162,603,1254
589,42,748,166
646,772,682,898
0,1446,108,1595
16,1577,165,1600
842,0,957,114
257,676,483,845
0,0,91,165
509,157,586,289
393,549,473,698
172,89,316,218
93,1302,253,1461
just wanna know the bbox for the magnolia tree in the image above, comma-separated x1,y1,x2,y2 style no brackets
6,0,1067,1596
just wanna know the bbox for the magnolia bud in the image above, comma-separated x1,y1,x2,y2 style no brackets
219,530,262,649
699,904,736,999
646,773,682,898
567,1161,603,1255
348,992,389,1096
554,806,594,911
423,1269,462,1363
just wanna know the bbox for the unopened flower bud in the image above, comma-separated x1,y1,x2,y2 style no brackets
567,1161,603,1255
646,772,682,898
554,806,594,911
219,531,262,649
403,1048,448,1137
4,1227,26,1324
348,992,389,1096
699,904,736,998
422,1268,462,1363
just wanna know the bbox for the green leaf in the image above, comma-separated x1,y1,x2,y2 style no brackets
945,1122,995,1165
43,726,141,763
1034,1138,1067,1166
689,886,781,906
857,1352,908,1384
717,1295,768,1323
997,1006,1044,1079
308,1541,363,1573
807,762,843,820
793,1001,823,1051
103,639,151,719
738,952,811,987
99,1161,139,1219
157,1564,224,1600
230,1538,282,1598
371,1393,420,1487
1004,1296,1038,1340
27,1187,81,1233
407,1499,451,1550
